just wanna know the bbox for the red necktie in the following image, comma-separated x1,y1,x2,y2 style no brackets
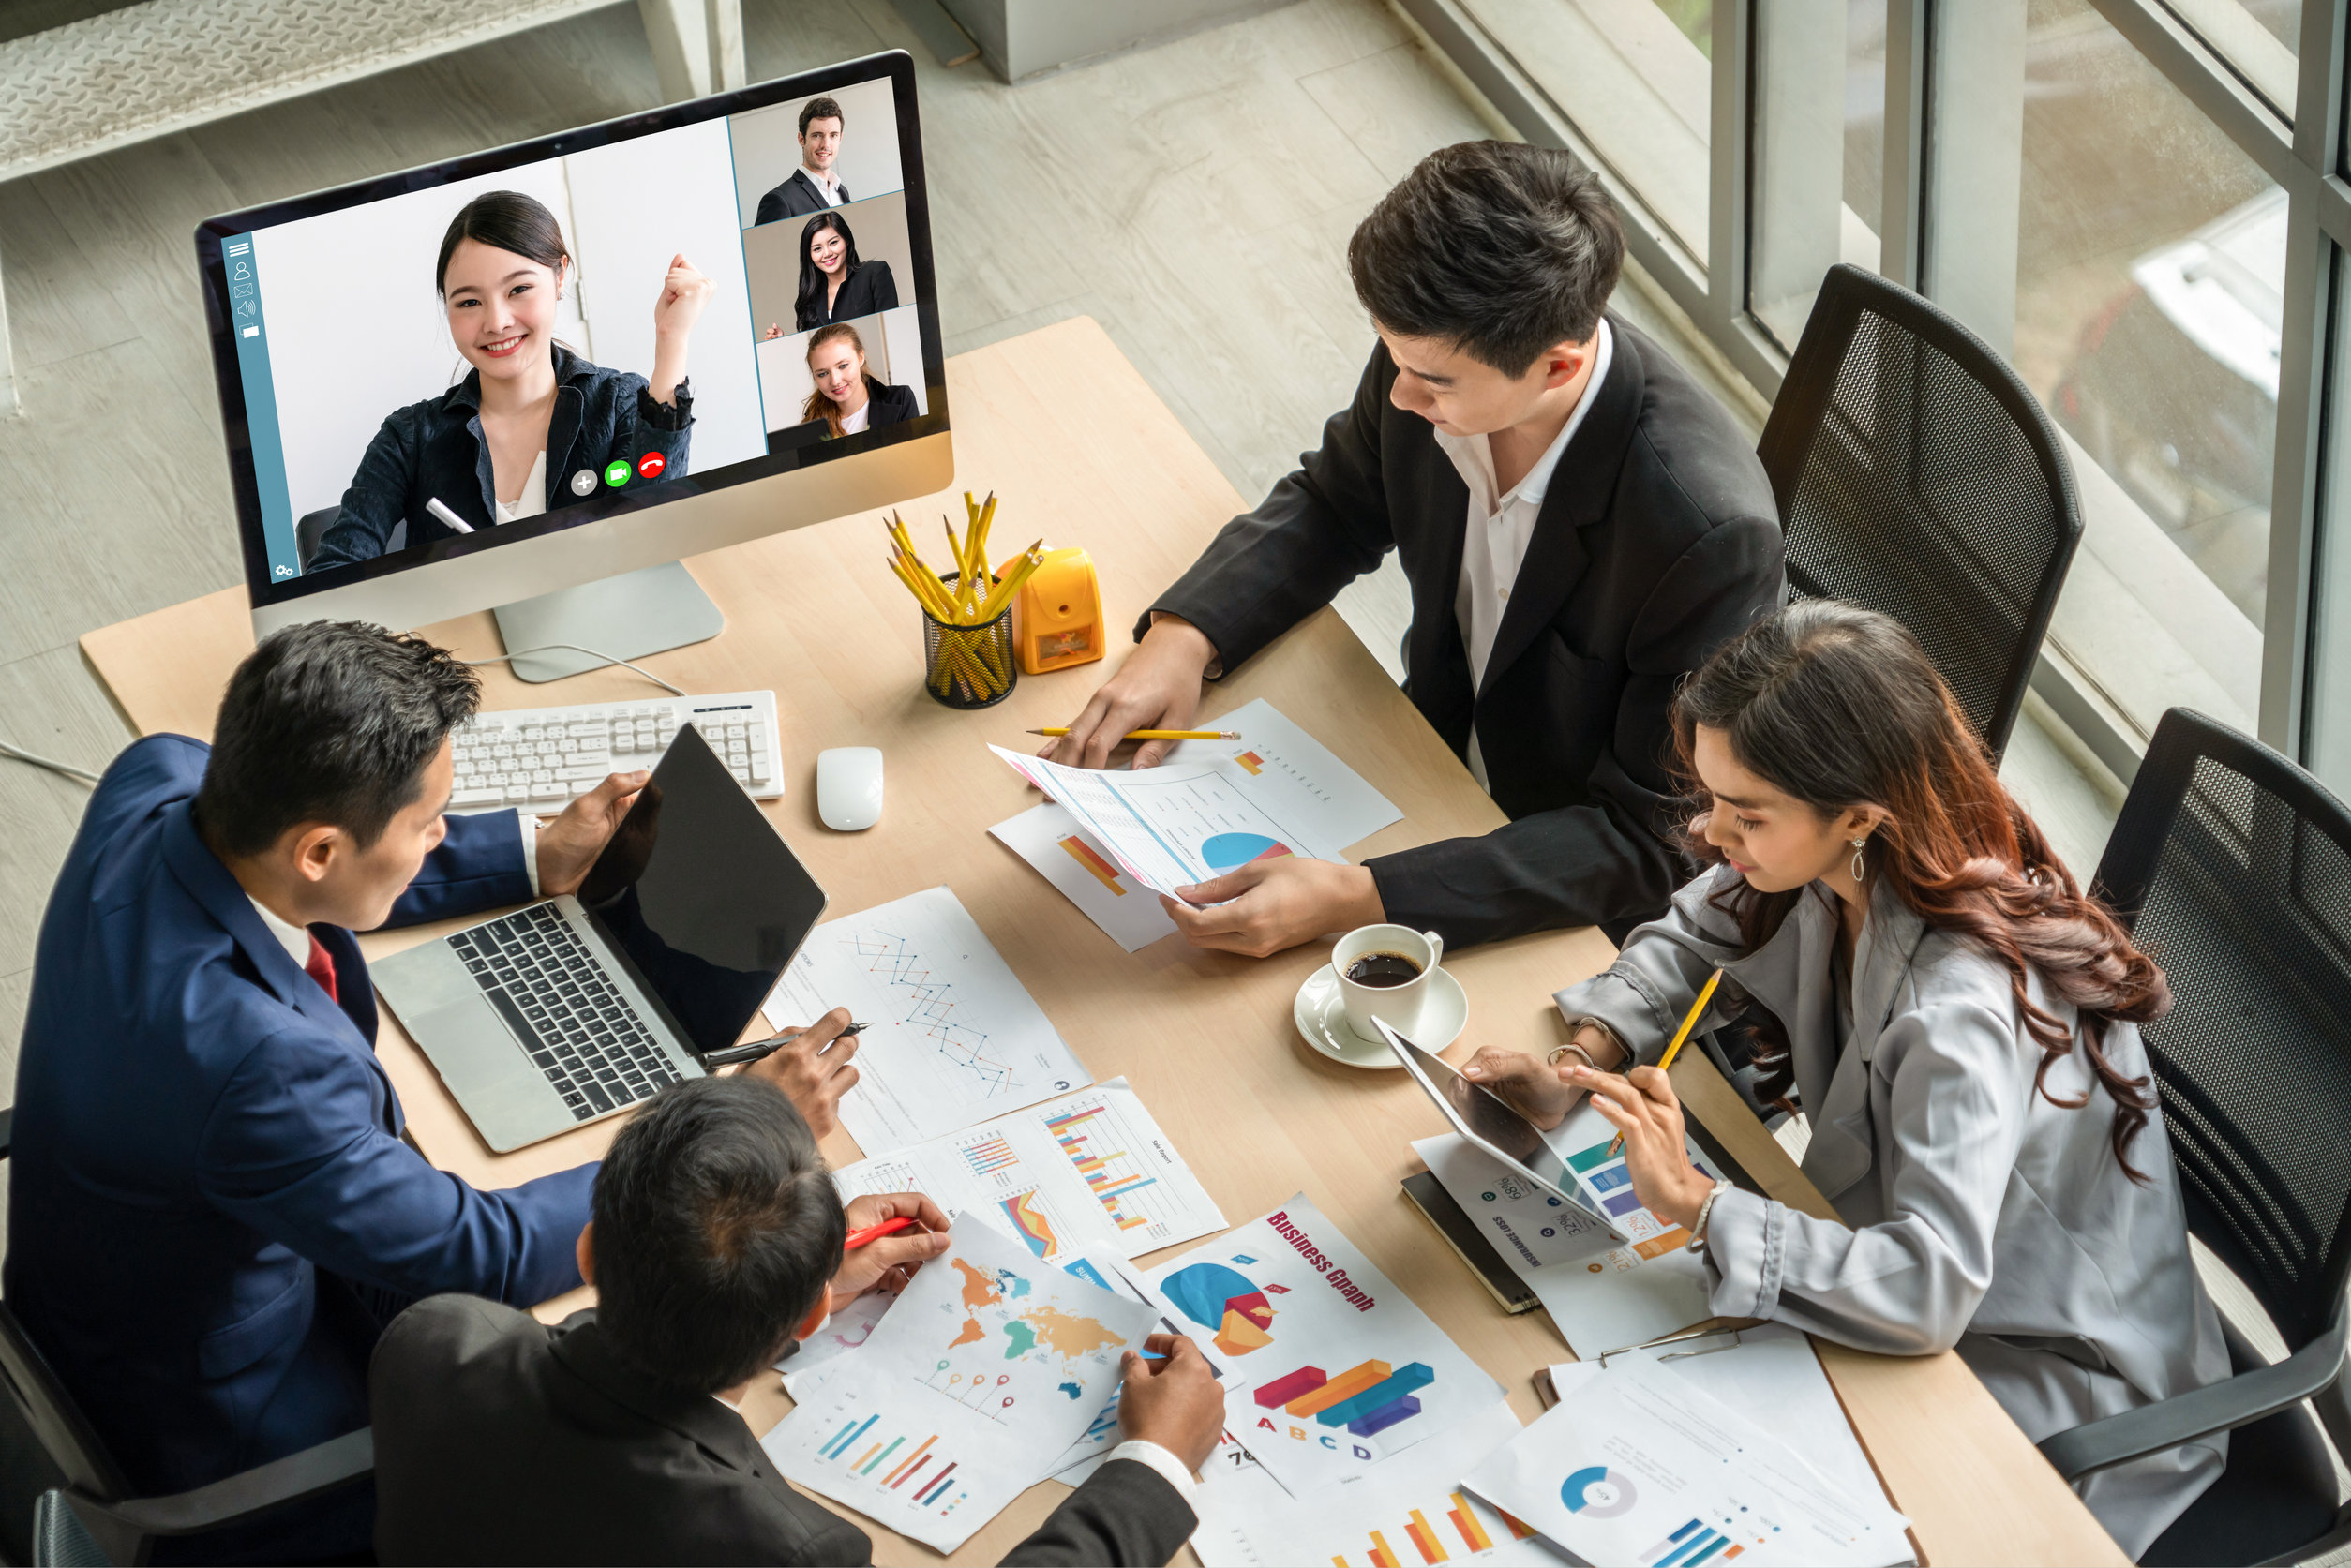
304,933,339,1005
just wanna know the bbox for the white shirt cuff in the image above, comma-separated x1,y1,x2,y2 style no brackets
1103,1439,1199,1507
518,814,542,898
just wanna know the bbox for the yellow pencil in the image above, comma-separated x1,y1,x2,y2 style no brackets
1605,968,1723,1157
1026,728,1241,740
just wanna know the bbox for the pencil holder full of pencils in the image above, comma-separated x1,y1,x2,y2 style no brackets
883,493,1045,711
921,574,1016,709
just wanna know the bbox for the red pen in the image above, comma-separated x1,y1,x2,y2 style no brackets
844,1217,916,1250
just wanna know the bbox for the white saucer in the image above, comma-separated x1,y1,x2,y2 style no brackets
1294,963,1468,1069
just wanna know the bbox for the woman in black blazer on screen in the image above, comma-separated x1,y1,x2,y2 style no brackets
786,209,896,332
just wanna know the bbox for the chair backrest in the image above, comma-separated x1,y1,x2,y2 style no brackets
2091,708,2351,1350
0,1307,126,1510
1759,263,2083,759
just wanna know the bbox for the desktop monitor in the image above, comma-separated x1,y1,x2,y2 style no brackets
195,49,951,678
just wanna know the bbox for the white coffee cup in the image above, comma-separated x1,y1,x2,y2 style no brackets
1332,924,1445,1043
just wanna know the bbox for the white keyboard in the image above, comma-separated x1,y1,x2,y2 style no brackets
448,690,782,815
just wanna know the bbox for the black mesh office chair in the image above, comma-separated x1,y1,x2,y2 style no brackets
1759,263,2082,759
2037,709,2351,1565
0,1117,374,1564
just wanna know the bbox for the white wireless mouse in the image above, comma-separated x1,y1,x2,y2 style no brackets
816,747,884,831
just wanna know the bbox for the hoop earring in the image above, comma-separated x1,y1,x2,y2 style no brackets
1849,837,1869,884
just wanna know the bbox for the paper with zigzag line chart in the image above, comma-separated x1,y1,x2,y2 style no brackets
764,886,1091,1149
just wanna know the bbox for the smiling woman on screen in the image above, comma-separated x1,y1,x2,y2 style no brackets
800,322,918,440
788,208,896,334
307,190,713,573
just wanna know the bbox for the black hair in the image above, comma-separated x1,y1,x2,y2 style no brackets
194,621,480,858
435,189,570,295
591,1076,846,1394
1346,141,1624,376
798,95,845,138
794,209,864,332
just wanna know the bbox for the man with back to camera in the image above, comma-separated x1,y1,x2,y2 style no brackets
1047,142,1784,956
756,95,851,224
369,1075,1224,1565
6,621,866,1561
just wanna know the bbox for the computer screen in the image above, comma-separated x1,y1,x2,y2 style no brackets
578,723,829,1057
198,51,944,618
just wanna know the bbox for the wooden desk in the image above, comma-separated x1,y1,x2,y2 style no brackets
81,318,2121,1567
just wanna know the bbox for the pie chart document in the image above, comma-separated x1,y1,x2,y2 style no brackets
1463,1357,1913,1568
989,701,1403,902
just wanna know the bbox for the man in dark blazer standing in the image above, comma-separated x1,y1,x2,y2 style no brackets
6,622,863,1561
756,95,851,225
370,1076,1220,1565
1048,142,1782,954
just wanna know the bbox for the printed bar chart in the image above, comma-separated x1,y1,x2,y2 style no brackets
1045,1104,1160,1232
1332,1488,1535,1567
1254,1365,1330,1407
1641,1517,1741,1566
1567,1139,1693,1258
960,1136,1020,1178
1316,1363,1434,1428
1286,1360,1393,1416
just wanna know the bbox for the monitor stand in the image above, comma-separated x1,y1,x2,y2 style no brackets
491,561,725,682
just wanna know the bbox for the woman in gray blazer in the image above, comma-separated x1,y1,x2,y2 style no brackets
1464,602,2226,1560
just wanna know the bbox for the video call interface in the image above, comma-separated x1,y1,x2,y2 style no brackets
222,73,930,584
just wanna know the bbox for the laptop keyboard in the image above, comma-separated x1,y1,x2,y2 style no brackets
450,903,687,1122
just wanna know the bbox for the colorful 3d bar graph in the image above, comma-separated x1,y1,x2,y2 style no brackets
1250,1358,1436,1439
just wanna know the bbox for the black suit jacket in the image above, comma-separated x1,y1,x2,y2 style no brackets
371,1297,1196,1566
1153,318,1782,947
798,259,901,331
756,170,850,226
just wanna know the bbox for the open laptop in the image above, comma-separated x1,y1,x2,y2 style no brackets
375,723,829,1152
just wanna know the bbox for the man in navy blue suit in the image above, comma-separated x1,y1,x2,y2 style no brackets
5,622,863,1561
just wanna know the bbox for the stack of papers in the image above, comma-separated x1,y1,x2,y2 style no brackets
1465,1352,1913,1567
762,1223,1156,1553
988,700,1401,948
827,1078,1226,1268
1415,1111,1731,1357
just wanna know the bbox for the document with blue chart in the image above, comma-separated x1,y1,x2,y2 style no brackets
1464,1356,1912,1568
1146,1195,1504,1498
762,886,1090,1149
988,701,1402,902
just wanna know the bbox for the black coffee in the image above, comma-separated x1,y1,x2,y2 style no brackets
1344,951,1423,988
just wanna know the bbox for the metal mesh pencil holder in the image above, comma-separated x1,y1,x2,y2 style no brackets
922,574,1017,709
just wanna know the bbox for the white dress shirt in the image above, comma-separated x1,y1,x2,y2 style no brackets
493,449,547,526
808,166,844,205
1435,320,1613,792
246,815,540,972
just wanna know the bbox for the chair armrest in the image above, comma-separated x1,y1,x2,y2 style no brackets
2039,1307,2345,1482
70,1426,371,1539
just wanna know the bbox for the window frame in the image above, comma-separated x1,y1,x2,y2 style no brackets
1397,0,2351,784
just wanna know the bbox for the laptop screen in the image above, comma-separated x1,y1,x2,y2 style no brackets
576,724,828,1055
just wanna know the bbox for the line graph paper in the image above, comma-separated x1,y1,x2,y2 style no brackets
842,928,1024,1097
764,887,1092,1148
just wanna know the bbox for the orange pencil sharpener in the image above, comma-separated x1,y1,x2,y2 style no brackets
994,545,1104,674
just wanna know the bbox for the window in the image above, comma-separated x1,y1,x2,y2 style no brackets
1926,0,2276,739
2162,0,2299,121
1748,0,1889,350
1456,0,1713,264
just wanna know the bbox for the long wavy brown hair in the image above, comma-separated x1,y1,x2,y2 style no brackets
801,322,870,439
1677,602,2168,1178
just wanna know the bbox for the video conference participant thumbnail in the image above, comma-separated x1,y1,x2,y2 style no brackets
756,208,899,336
801,321,919,438
756,95,849,223
308,192,713,573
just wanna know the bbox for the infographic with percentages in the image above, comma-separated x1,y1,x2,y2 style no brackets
828,1078,1225,1265
763,886,1090,1148
1146,1195,1505,1497
763,1224,1154,1551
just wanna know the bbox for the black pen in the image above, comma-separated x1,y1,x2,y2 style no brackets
703,1022,869,1068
